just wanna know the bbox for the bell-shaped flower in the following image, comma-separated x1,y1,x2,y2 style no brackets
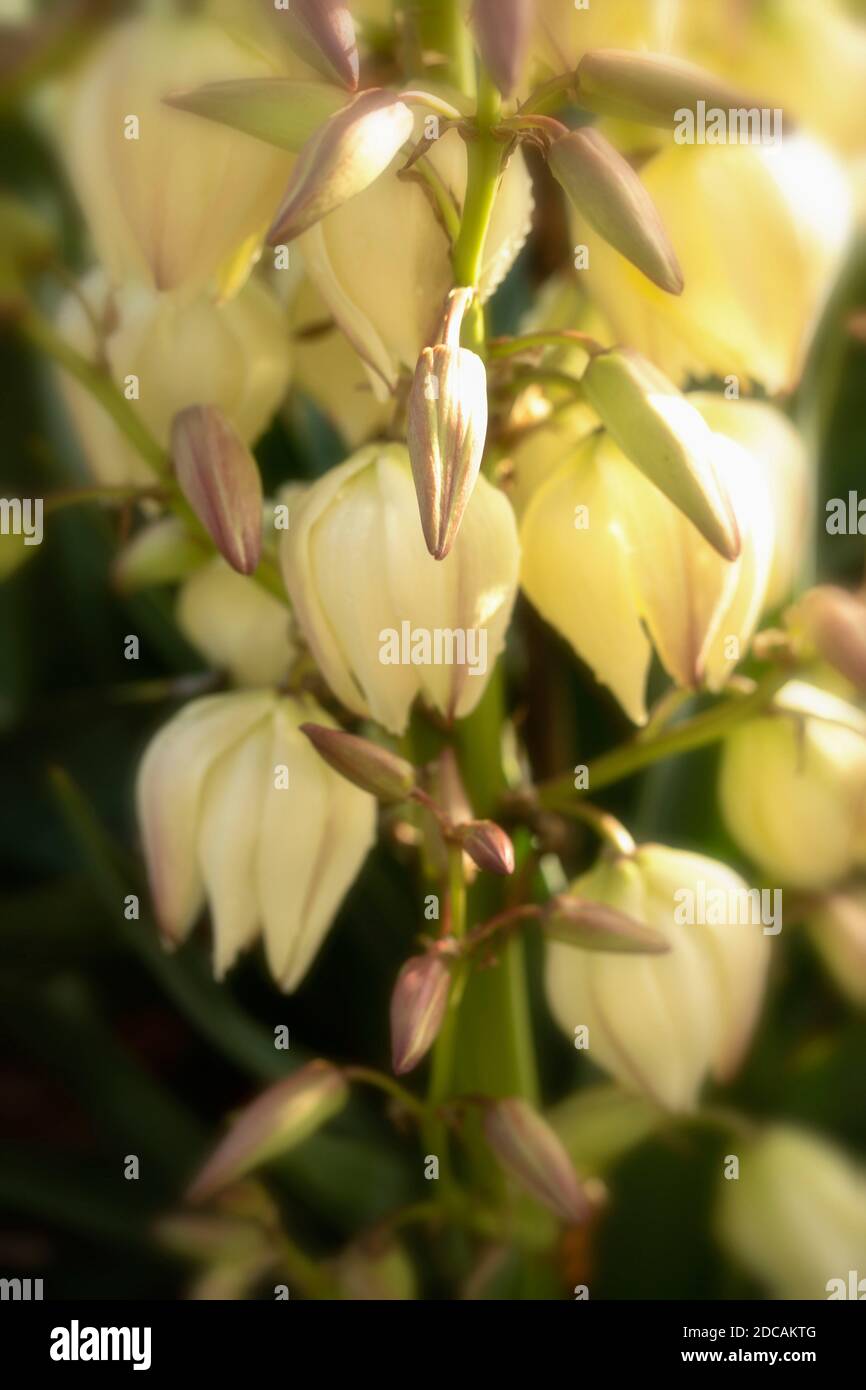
544,845,771,1111
60,14,294,296
280,443,519,735
572,136,852,393
296,126,533,396
55,269,290,487
519,420,774,725
717,1125,866,1299
719,680,866,890
136,691,376,990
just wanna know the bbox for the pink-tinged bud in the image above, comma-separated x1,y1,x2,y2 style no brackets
272,0,359,92
542,894,670,954
267,89,414,244
455,819,515,876
797,586,866,695
576,49,760,130
471,0,532,98
390,953,451,1075
171,405,263,575
407,338,488,560
187,1061,348,1204
483,1097,591,1225
548,127,683,295
300,722,416,802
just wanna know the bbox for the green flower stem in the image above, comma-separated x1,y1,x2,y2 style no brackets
343,1066,426,1121
535,669,791,813
452,71,502,353
488,329,606,360
22,307,168,478
407,0,475,94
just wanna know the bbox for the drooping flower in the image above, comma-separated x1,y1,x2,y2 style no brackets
719,681,866,890
137,691,376,990
55,269,291,487
545,846,771,1111
717,1125,866,1299
61,14,294,296
280,444,519,735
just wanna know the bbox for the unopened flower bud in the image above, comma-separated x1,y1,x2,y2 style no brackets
797,586,866,695
454,820,515,876
717,1125,866,1299
271,0,359,91
471,0,532,98
542,894,670,954
187,1061,348,1203
408,290,488,559
301,722,416,802
390,953,451,1075
267,89,414,244
177,559,296,689
171,405,263,575
548,127,683,295
165,77,346,154
575,49,758,130
483,1097,591,1225
545,847,770,1110
581,349,740,561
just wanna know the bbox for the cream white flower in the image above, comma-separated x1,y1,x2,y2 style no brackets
717,1125,866,1299
719,681,866,891
296,127,533,396
519,422,774,724
807,890,866,1009
689,393,810,611
61,14,294,297
176,559,297,689
545,845,771,1111
288,277,393,446
573,137,852,393
137,691,376,990
55,269,291,487
533,0,677,74
280,443,519,735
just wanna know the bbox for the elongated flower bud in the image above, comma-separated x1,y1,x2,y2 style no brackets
407,293,489,560
548,127,683,295
797,586,866,695
576,49,759,130
271,0,358,91
301,722,416,802
483,1097,591,1224
390,953,451,1075
545,847,770,1110
267,89,414,244
165,77,346,154
172,405,263,575
454,820,515,877
581,349,740,561
187,1061,348,1203
471,0,532,98
542,894,670,954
